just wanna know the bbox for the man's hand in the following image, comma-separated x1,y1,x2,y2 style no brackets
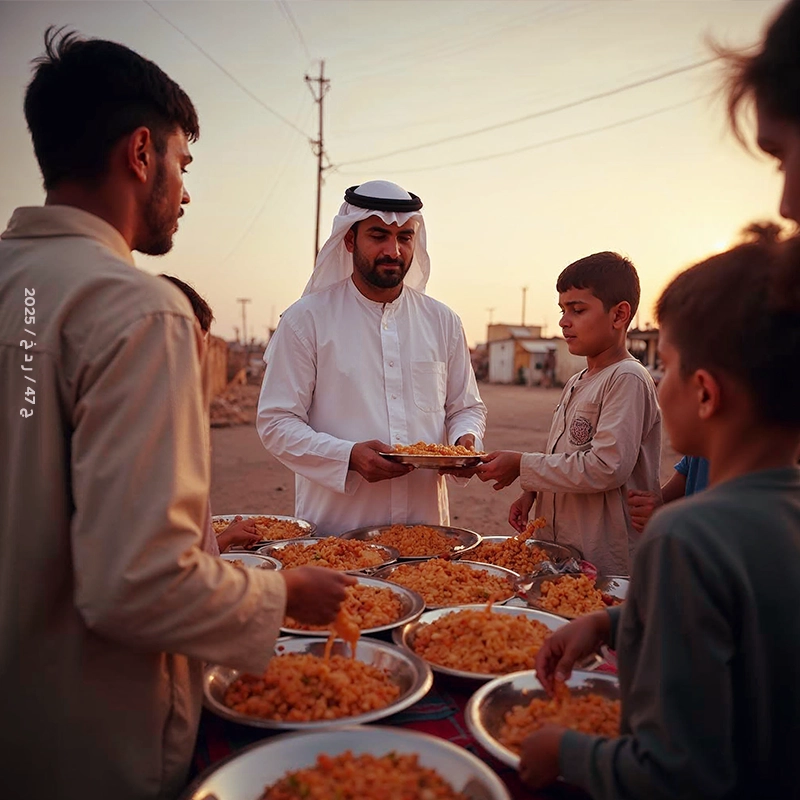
217,515,262,552
627,489,661,533
438,433,480,477
535,611,611,694
282,567,356,625
349,440,413,483
509,491,536,532
475,450,523,490
518,724,565,790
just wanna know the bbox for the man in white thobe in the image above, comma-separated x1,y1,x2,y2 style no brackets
257,180,487,535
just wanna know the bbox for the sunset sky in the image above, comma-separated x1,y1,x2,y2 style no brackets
0,0,788,346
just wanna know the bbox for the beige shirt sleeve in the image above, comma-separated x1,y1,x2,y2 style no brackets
70,310,285,673
520,372,655,494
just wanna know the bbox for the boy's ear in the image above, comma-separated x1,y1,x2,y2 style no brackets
611,300,633,329
694,369,722,420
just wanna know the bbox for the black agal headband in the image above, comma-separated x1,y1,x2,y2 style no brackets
344,185,423,212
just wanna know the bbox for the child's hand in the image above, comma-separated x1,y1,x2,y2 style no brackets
627,489,662,533
509,491,536,532
218,515,261,552
518,724,565,789
535,611,611,694
475,451,522,490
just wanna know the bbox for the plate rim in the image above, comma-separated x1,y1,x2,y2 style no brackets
338,523,482,560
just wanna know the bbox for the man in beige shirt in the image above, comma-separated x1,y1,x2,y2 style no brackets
0,29,352,800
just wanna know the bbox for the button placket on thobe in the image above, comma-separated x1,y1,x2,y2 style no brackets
381,303,408,522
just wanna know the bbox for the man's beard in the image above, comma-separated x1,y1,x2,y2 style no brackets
353,243,411,289
139,159,177,256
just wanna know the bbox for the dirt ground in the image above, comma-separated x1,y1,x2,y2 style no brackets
211,383,677,537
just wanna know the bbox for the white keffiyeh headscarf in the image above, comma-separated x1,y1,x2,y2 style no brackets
301,180,430,297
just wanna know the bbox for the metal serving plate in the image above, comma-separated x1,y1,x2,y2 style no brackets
212,513,317,548
180,725,511,800
281,575,425,637
339,523,481,560
203,636,432,731
522,572,626,620
220,552,281,570
257,537,399,572
379,452,483,469
463,536,574,572
373,559,519,608
392,604,575,683
466,670,621,768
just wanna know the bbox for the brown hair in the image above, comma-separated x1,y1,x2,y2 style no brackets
656,236,800,425
160,275,214,333
24,26,199,189
717,0,800,144
556,251,640,319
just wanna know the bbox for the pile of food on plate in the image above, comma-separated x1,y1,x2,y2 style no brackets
284,583,404,632
535,573,615,617
212,516,308,540
469,536,553,575
411,607,551,675
223,652,399,722
272,537,389,571
499,682,620,753
392,441,484,456
383,559,514,606
259,751,469,800
371,524,460,557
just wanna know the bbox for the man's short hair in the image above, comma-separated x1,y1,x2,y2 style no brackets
556,251,640,319
160,275,213,333
718,0,800,142
656,236,800,426
24,26,200,190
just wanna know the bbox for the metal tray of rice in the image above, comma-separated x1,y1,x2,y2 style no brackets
392,604,581,683
460,536,573,575
180,725,511,800
338,523,481,559
258,537,399,572
212,513,316,546
220,552,282,570
281,575,425,637
466,670,621,768
522,572,627,619
203,636,432,730
372,558,519,608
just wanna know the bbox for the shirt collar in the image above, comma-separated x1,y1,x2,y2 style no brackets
346,275,406,312
1,205,135,266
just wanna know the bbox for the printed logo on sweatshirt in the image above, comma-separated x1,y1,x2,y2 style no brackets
569,415,594,446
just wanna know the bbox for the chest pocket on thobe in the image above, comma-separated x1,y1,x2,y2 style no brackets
567,402,600,451
411,361,446,412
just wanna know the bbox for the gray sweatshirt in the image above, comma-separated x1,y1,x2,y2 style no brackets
559,467,800,799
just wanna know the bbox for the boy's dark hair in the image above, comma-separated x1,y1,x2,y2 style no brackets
556,251,640,319
656,236,800,426
160,275,214,333
717,0,800,144
24,26,200,190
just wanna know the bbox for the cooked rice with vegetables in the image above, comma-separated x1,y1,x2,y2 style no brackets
535,574,607,617
285,584,404,632
273,538,389,571
372,524,460,557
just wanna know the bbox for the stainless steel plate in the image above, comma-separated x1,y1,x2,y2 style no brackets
203,636,433,730
220,552,281,570
462,536,574,573
180,725,511,800
466,669,621,768
280,575,425,637
257,537,399,572
339,523,481,560
392,604,572,682
379,452,483,469
597,574,630,602
373,559,520,608
212,513,317,547
522,573,625,620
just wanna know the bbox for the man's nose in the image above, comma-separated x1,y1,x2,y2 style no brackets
779,179,796,224
182,185,191,205
381,238,401,258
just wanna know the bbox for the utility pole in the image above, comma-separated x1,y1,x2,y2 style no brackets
521,286,528,327
236,297,251,345
305,60,331,264
485,307,495,325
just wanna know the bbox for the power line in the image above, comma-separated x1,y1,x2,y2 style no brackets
336,94,708,176
276,0,311,62
338,57,716,167
142,0,310,138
